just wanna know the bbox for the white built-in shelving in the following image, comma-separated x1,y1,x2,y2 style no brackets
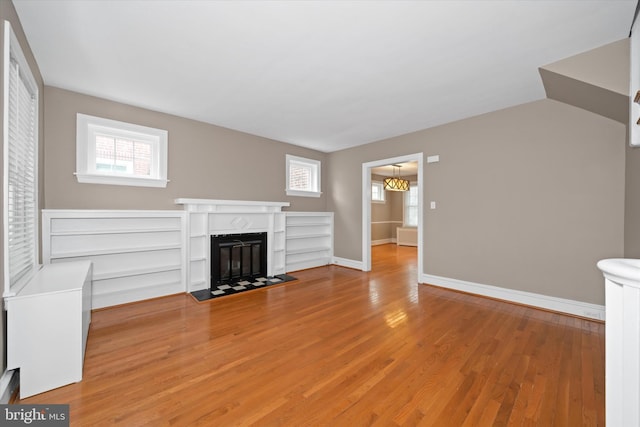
285,212,333,272
42,203,335,308
42,210,185,309
273,213,287,275
185,211,209,292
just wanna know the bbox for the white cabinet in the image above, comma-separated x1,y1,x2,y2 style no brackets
6,261,92,398
42,210,185,309
285,212,333,272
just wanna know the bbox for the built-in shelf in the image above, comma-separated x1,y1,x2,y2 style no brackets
285,212,333,272
50,244,182,259
91,264,182,281
286,233,331,240
43,210,185,309
286,247,332,256
49,227,182,236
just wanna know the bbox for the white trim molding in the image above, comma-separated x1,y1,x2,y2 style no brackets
371,238,395,246
332,257,363,270
362,153,424,282
76,113,169,188
421,273,605,321
285,154,321,198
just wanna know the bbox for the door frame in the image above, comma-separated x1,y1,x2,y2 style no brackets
361,152,424,282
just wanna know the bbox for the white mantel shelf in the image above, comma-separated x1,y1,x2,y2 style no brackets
175,199,290,212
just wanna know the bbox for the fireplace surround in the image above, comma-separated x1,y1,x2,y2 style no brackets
176,199,290,293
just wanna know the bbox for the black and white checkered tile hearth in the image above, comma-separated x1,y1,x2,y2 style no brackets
190,274,297,302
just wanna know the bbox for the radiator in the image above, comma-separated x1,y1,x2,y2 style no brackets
396,227,417,246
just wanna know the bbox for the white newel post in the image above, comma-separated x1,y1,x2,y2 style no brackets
175,199,290,292
597,258,640,427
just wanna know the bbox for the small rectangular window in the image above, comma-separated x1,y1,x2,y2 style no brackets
286,154,321,197
372,181,385,202
76,114,168,187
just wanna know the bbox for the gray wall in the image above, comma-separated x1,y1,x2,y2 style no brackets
540,38,629,124
328,99,625,305
0,0,44,386
44,87,328,211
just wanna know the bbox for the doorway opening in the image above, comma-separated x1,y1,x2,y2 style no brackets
362,153,423,282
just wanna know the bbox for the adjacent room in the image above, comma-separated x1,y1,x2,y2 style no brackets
1,0,639,424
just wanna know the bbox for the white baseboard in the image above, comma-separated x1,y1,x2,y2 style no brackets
371,238,395,246
0,369,18,403
421,273,605,321
332,257,363,270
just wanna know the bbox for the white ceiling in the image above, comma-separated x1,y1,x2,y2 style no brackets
13,0,636,153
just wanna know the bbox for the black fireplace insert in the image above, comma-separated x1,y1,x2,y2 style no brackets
210,232,267,285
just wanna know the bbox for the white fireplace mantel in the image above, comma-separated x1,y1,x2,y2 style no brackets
176,199,290,292
175,198,290,213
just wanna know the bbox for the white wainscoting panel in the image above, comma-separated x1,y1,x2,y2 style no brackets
396,227,418,247
43,210,185,309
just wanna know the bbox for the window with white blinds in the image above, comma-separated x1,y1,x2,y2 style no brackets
3,21,39,296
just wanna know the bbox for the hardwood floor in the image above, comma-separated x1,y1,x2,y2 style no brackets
18,244,604,426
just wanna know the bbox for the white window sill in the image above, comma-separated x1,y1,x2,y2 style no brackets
286,189,322,198
75,173,168,188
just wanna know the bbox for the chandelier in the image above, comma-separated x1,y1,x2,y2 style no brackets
383,164,409,191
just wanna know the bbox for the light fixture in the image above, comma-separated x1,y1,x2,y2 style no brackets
383,164,409,191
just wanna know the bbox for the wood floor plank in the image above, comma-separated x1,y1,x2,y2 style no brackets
17,244,604,426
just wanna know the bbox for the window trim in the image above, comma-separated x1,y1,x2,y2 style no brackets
285,154,321,198
76,113,168,188
3,20,39,297
371,180,386,203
